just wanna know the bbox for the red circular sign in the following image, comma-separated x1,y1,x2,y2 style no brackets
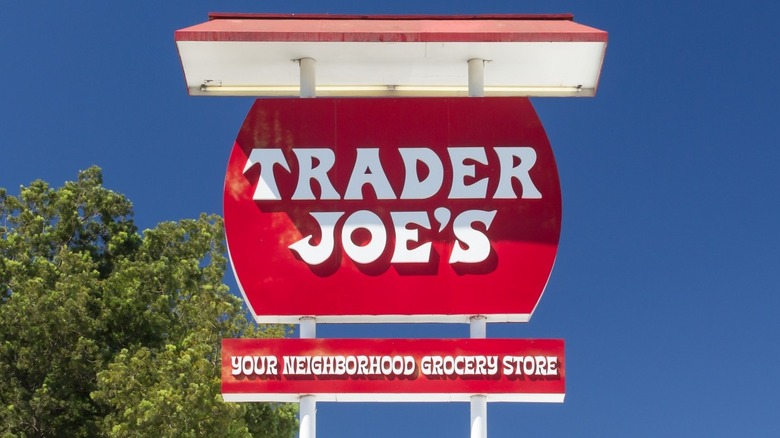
224,97,561,322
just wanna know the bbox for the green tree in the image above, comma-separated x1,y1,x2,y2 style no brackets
0,167,296,437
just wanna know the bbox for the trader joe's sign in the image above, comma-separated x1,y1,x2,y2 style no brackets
224,98,561,322
222,338,565,402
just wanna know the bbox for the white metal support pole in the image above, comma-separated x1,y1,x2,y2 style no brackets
469,315,486,339
297,56,317,438
299,317,316,438
468,57,488,438
296,55,316,341
468,58,485,97
470,316,487,438
299,57,316,98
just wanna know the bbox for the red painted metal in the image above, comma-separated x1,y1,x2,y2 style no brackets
223,97,561,322
207,13,576,21
175,14,607,43
222,338,565,399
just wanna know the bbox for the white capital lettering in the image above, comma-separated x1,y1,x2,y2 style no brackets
341,210,386,264
399,148,444,199
231,356,242,375
448,147,488,199
450,210,497,263
390,211,432,263
292,148,340,200
244,149,290,200
288,212,344,265
493,147,542,199
344,148,396,200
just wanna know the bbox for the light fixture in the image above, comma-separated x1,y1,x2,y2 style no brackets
197,83,589,97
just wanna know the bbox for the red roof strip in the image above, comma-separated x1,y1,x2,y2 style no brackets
207,13,576,21
175,16,607,43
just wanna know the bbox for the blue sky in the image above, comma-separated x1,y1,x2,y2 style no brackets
2,1,779,436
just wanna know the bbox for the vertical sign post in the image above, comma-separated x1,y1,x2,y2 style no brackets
469,315,488,438
468,57,488,438
299,57,317,438
299,317,316,438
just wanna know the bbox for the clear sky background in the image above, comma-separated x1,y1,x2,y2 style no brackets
2,1,779,437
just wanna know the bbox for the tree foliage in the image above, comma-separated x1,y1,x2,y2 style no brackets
0,167,296,437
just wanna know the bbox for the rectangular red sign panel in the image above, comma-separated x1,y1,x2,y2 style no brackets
222,338,564,402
